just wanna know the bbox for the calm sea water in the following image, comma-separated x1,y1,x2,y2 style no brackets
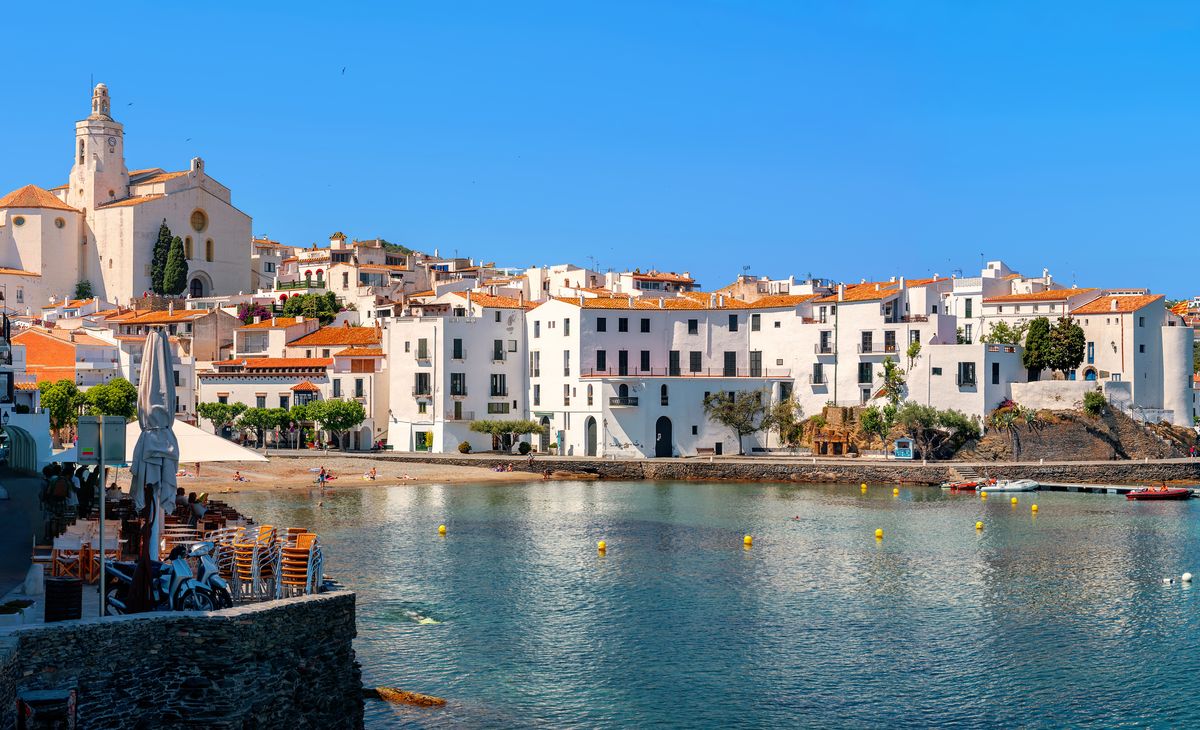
230,480,1200,728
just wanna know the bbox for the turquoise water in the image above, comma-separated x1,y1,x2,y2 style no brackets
230,481,1200,728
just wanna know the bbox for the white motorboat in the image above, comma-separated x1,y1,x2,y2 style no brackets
979,479,1039,492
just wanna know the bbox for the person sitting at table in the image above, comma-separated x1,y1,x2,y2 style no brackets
187,492,208,527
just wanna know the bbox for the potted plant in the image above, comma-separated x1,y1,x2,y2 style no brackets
549,441,559,455
0,599,33,626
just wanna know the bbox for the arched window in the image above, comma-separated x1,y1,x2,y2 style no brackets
205,239,214,262
586,384,593,406
190,279,204,298
618,384,629,399
78,140,85,164
184,237,193,259
660,384,669,406
315,268,324,282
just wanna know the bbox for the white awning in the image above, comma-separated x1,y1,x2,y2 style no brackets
126,419,268,463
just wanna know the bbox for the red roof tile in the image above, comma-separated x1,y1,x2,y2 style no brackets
0,185,78,212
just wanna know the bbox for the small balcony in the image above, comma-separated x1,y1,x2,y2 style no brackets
609,396,639,407
809,373,827,385
276,279,326,291
489,389,509,398
857,343,875,354
450,349,467,361
446,410,476,422
815,344,836,355
412,386,431,397
450,389,468,399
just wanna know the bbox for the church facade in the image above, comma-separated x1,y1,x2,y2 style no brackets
0,84,251,309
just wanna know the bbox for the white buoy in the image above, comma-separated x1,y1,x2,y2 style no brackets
1184,572,1194,583
1163,578,1175,584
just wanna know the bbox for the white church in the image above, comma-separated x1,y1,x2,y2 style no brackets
0,83,251,308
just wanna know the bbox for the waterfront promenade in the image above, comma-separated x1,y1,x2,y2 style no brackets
263,449,1200,487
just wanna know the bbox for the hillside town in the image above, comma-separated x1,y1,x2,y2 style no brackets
0,84,1193,469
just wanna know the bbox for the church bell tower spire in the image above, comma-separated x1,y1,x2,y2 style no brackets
69,83,129,212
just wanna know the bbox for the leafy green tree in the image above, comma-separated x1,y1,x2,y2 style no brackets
1048,316,1086,377
83,378,138,420
74,280,93,301
469,419,546,449
763,397,804,449
895,402,980,460
981,320,1028,345
38,380,84,446
282,291,342,324
859,403,898,454
308,398,367,446
238,407,288,446
702,390,768,455
905,339,922,370
162,236,189,295
1022,317,1052,379
880,357,906,406
196,401,248,435
150,220,173,294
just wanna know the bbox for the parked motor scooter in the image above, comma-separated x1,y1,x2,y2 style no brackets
105,545,215,614
188,541,233,609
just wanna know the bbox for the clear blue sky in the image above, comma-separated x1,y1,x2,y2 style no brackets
4,2,1198,295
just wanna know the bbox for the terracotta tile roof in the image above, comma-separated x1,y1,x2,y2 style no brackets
750,293,823,308
121,309,206,325
212,357,333,370
287,326,381,347
631,270,694,283
1170,301,1190,316
127,168,163,179
0,184,79,212
452,291,528,309
15,382,38,391
65,298,96,309
252,237,288,248
47,184,68,192
0,268,40,277
132,170,188,186
407,290,436,298
814,282,899,303
1071,294,1165,315
983,287,1097,304
290,380,321,392
237,317,301,330
334,346,384,357
1003,273,1023,280
905,276,949,287
358,264,409,272
98,194,165,209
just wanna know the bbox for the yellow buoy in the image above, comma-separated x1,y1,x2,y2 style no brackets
975,521,983,530
980,492,988,500
861,484,868,492
892,487,900,496
874,528,884,539
1031,504,1038,512
1010,497,1018,505
861,482,867,489
743,534,753,547
597,540,607,553
437,524,446,535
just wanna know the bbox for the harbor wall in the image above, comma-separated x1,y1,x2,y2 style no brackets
307,452,1200,486
0,590,361,729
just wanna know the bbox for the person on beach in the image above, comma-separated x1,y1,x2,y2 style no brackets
195,461,201,477
365,467,377,481
233,471,246,482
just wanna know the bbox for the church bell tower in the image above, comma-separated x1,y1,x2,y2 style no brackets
68,83,129,213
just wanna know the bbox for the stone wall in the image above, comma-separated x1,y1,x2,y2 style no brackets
0,591,361,729
298,452,1200,486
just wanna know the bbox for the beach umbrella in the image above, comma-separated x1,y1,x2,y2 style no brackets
124,419,268,463
127,327,179,611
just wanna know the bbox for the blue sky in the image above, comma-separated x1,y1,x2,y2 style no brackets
4,2,1198,295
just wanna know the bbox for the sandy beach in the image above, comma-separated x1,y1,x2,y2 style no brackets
106,454,534,495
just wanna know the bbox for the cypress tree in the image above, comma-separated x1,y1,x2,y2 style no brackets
151,220,173,293
162,236,189,295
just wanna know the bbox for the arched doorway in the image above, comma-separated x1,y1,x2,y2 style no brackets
585,417,597,457
539,416,550,452
654,416,672,458
1084,367,1098,381
188,272,212,298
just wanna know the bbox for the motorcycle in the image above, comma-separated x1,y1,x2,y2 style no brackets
189,541,233,609
105,545,216,614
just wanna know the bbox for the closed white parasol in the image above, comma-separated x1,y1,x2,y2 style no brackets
129,327,180,562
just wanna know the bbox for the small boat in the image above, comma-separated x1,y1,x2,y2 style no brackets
940,480,982,491
1126,487,1193,501
980,479,1039,492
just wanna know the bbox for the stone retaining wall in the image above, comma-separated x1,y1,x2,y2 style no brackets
0,591,361,729
302,452,1200,486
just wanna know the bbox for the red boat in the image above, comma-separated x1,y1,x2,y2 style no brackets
1126,487,1193,501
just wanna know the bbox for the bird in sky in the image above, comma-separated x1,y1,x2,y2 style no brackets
341,66,347,75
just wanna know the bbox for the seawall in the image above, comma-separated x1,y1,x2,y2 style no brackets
272,452,1200,486
0,590,362,729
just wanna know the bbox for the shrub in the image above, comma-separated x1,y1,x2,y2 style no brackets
458,440,472,454
518,442,532,455
1082,390,1105,417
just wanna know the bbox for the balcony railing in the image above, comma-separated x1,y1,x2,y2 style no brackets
276,280,326,291
815,344,836,355
412,386,431,397
580,368,790,379
490,389,509,397
809,373,827,385
609,396,639,407
956,375,977,387
446,410,476,421
899,315,929,323
451,349,466,361
450,389,468,398
859,343,899,354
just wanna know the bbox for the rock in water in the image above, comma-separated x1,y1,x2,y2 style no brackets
368,687,447,707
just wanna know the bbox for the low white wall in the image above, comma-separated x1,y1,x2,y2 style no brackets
1009,380,1100,411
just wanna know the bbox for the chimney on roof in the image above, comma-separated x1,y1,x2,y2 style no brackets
578,295,584,307
709,293,716,308
658,297,664,309
466,290,472,309
899,276,906,289
889,276,896,283
875,284,880,291
270,317,276,326
838,284,845,302
718,295,725,307
167,301,174,315
253,316,261,324
518,291,525,307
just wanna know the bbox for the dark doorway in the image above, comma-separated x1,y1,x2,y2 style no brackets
655,416,672,458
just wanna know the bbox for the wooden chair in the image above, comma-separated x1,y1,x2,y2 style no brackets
51,535,84,578
280,534,319,596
